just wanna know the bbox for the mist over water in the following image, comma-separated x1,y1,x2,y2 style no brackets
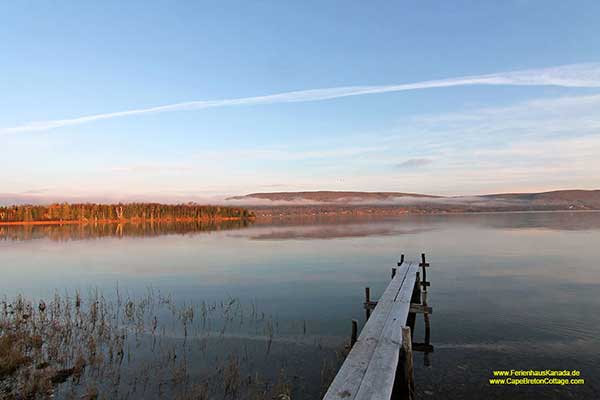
1,212,599,399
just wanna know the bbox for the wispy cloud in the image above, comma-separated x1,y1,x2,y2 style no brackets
385,93,600,194
3,63,600,135
395,158,432,168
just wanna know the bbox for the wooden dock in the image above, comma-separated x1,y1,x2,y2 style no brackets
323,254,433,400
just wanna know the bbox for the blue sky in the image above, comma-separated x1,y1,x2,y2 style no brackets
2,1,600,202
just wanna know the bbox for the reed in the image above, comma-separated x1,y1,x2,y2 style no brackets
0,288,346,399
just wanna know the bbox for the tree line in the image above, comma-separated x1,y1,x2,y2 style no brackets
0,203,254,223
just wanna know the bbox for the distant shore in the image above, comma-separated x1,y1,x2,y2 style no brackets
0,216,252,226
0,202,254,226
247,205,599,219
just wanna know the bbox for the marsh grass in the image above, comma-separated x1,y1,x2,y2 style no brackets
0,288,346,400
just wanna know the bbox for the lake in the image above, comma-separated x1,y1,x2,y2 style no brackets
1,212,599,399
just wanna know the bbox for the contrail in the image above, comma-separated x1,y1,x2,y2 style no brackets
3,63,600,135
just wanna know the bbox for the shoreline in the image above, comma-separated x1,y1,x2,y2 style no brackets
250,208,600,219
2,209,598,226
0,216,253,227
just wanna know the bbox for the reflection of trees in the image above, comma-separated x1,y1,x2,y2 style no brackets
0,219,252,242
0,203,253,222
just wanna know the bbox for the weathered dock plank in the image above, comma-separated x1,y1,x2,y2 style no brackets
323,261,419,400
354,263,419,400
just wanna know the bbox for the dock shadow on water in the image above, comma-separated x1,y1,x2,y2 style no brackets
0,288,347,400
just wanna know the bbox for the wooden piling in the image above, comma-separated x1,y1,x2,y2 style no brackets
423,301,432,368
365,287,371,320
420,253,430,291
351,319,358,347
402,326,415,399
415,271,422,302
424,306,431,346
421,253,426,284
392,267,397,279
421,265,432,367
392,326,415,400
397,254,405,266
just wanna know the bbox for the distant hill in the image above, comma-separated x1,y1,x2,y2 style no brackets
484,190,600,208
226,189,600,217
226,191,440,203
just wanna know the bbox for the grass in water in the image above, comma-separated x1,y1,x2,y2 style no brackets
0,288,347,399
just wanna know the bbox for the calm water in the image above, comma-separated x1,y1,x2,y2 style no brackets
1,212,599,399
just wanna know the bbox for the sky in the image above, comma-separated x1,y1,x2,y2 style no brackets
2,1,600,203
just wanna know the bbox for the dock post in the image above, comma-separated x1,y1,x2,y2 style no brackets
394,254,404,279
364,287,371,320
420,256,432,367
351,319,358,348
424,300,431,355
420,253,430,291
415,271,422,302
406,271,421,334
402,326,415,399
392,326,415,400
397,254,405,266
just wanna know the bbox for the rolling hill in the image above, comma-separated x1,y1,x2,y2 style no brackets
226,191,439,203
226,189,600,217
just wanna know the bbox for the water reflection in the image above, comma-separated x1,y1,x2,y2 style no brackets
243,225,431,240
457,211,600,231
1,212,599,399
2,212,600,243
0,219,252,241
